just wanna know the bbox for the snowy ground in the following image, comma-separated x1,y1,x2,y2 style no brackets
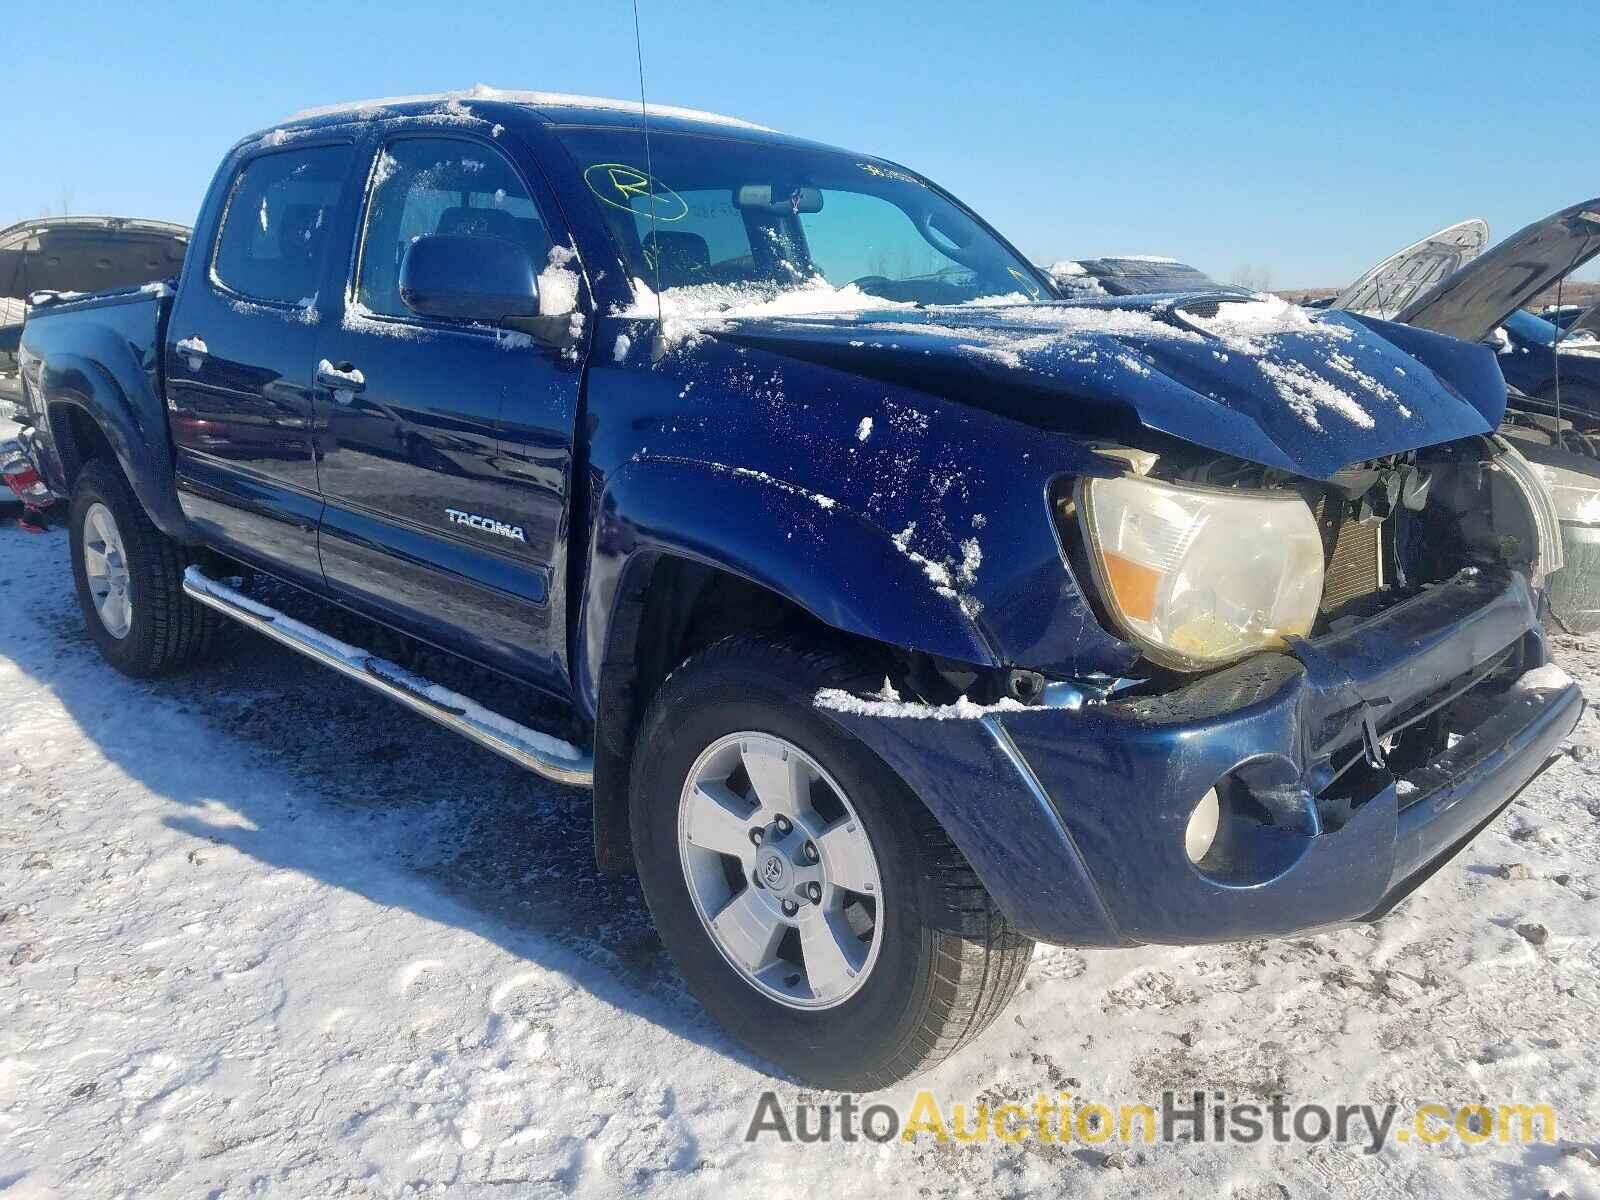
2,521,1599,1199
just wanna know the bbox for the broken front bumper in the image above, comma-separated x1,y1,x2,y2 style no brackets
823,569,1583,947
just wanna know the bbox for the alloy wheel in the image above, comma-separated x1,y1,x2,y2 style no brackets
677,731,884,1009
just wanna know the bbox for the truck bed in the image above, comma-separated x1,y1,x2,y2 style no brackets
18,282,182,527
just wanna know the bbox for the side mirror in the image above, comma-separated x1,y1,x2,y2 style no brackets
399,235,540,321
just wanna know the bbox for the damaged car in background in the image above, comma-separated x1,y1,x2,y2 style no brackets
1380,200,1600,633
10,88,1584,1088
0,216,188,524
1044,254,1249,299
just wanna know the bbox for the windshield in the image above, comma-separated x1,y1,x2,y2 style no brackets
556,129,1047,308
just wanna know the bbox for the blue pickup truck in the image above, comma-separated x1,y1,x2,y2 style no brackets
12,89,1584,1089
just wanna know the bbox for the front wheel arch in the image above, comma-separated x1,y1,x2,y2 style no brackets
627,634,1032,1089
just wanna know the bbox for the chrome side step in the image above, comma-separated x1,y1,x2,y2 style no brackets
182,567,594,788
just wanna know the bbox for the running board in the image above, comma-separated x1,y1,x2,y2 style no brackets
182,567,594,788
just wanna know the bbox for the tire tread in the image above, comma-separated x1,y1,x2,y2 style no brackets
70,458,217,677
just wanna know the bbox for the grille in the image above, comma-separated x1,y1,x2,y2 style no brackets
1320,510,1384,615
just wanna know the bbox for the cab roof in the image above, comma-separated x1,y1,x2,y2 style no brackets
278,86,777,135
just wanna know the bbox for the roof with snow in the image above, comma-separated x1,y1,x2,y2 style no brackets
281,85,776,133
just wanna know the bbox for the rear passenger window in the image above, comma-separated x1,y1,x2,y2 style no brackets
356,137,552,320
211,145,353,305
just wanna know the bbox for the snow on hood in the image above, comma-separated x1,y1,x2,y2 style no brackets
616,277,1036,351
690,291,1504,480
1044,261,1109,297
1397,200,1600,344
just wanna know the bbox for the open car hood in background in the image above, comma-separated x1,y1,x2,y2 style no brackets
1330,219,1490,320
0,216,189,308
1396,200,1600,344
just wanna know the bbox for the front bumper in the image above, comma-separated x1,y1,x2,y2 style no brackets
824,569,1583,947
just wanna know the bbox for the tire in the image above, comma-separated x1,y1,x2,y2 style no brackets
629,635,1033,1090
68,458,217,677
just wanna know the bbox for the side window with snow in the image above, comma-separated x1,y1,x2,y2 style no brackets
356,137,552,320
211,145,354,305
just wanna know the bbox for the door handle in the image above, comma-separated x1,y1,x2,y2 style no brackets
316,358,366,401
175,335,208,368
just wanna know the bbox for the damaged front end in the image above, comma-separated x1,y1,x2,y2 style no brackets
818,409,1579,948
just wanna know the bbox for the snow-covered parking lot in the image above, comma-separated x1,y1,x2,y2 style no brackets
2,519,1599,1199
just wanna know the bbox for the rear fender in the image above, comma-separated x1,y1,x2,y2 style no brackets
24,296,194,540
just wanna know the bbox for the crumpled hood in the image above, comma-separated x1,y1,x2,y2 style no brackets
1396,199,1600,344
712,293,1506,480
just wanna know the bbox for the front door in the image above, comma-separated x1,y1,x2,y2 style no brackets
313,129,586,692
165,140,356,587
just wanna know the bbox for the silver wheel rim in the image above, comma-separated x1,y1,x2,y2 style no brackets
678,732,885,1010
82,502,133,640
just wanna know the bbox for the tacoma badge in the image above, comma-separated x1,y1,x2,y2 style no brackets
444,508,527,544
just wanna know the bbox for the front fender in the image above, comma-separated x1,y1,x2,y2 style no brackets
1348,314,1508,427
575,457,999,720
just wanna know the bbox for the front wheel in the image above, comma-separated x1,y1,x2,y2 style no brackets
629,636,1033,1090
68,458,216,677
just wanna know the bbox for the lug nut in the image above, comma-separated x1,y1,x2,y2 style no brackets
749,828,764,846
774,815,792,836
781,899,798,917
803,842,818,862
805,882,822,904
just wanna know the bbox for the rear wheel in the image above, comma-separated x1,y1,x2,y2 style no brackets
68,458,216,676
629,635,1034,1090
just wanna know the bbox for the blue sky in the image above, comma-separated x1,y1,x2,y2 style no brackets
4,0,1594,287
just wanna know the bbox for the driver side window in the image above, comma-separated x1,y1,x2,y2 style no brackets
356,136,551,320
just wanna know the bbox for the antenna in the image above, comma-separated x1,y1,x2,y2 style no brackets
1553,269,1564,448
631,0,668,360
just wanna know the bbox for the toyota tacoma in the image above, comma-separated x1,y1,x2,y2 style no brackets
12,89,1583,1089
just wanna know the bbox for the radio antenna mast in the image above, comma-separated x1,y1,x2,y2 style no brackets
631,0,668,359
1553,270,1564,447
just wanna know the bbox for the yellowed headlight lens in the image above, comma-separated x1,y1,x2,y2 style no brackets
1081,475,1325,669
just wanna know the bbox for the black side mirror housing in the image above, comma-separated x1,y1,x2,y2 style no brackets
399,235,540,321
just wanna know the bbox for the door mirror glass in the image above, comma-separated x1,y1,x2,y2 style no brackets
399,235,540,321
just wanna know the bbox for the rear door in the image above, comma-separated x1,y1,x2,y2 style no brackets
166,139,356,586
313,127,587,692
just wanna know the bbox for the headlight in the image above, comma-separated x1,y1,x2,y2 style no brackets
1078,475,1325,670
1491,439,1566,581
